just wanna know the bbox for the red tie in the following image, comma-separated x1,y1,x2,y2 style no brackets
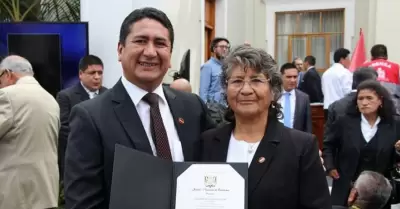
142,93,172,160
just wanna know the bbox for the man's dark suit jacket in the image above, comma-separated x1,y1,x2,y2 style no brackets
201,117,331,209
299,67,324,103
64,80,215,209
323,113,400,206
56,83,107,181
324,91,356,144
293,89,312,133
332,206,348,209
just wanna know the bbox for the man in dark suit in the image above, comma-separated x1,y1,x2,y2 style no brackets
63,7,215,209
279,63,312,133
324,67,378,151
56,55,107,182
298,55,324,103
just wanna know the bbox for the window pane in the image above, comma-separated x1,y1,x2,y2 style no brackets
276,36,289,67
291,36,307,61
276,13,297,34
329,34,344,65
298,12,320,33
322,10,344,33
310,36,327,69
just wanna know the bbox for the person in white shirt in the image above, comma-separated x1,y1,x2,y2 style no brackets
322,48,353,119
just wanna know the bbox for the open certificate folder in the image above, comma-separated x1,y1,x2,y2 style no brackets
109,144,248,209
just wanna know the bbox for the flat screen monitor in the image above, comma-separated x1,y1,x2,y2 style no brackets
8,34,61,97
0,22,88,91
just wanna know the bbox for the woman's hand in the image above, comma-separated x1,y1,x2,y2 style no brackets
395,140,400,151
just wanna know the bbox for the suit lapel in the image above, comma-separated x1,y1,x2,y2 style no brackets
213,123,235,161
346,116,363,153
99,86,107,94
248,118,281,195
376,122,395,155
163,87,194,160
74,83,90,101
293,90,302,129
111,80,153,154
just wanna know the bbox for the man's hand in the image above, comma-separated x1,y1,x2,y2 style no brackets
395,140,400,151
329,169,340,179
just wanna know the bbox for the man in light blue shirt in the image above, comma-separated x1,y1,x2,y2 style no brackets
199,37,230,104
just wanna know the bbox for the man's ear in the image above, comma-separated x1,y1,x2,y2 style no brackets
348,188,358,206
117,42,123,61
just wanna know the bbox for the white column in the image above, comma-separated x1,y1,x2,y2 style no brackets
374,0,400,63
80,0,204,93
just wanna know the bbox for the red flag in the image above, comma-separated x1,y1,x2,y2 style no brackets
349,28,366,72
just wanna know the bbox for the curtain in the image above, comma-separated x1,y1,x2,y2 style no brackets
275,10,344,68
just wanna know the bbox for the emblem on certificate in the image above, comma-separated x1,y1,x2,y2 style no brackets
204,175,217,188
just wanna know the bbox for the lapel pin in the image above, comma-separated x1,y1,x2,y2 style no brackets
178,118,185,124
258,157,266,164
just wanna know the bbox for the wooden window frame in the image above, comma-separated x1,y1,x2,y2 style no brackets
205,0,216,62
274,9,345,73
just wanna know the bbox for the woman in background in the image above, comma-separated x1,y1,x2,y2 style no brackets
201,45,331,209
323,80,400,208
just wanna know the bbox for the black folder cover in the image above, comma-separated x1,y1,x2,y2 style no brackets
109,144,248,209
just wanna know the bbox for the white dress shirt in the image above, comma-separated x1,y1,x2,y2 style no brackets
226,133,260,167
278,89,296,127
81,82,99,99
322,63,353,109
361,114,380,143
121,76,184,162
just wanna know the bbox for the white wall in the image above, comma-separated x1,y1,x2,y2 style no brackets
374,0,400,63
265,0,355,58
353,0,400,64
215,0,267,49
81,0,132,88
81,0,203,93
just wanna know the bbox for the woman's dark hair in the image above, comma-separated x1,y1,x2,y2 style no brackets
220,45,283,122
347,80,395,122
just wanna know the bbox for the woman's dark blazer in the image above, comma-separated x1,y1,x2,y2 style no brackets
323,114,400,206
200,118,331,209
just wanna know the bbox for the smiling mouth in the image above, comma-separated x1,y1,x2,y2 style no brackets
239,100,256,103
139,62,158,67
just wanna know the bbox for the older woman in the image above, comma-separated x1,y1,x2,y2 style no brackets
323,80,400,208
200,45,331,209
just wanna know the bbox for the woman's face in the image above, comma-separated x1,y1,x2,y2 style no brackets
357,89,382,115
226,66,272,118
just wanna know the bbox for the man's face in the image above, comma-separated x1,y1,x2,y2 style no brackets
79,64,103,91
303,61,309,70
294,59,303,71
282,68,298,91
341,55,351,69
117,18,172,91
213,40,230,59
